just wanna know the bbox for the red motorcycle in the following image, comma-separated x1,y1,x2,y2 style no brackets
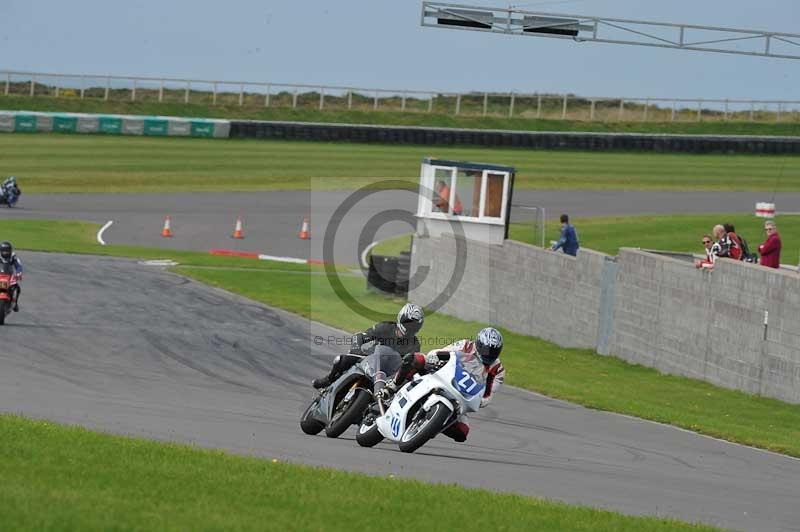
0,262,20,325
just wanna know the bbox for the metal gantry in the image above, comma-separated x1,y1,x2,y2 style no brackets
421,2,800,60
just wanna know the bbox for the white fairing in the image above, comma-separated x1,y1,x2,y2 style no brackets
375,351,484,442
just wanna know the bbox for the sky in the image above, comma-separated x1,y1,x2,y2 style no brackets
1,1,798,101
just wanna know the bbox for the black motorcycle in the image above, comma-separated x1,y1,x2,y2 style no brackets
300,346,402,438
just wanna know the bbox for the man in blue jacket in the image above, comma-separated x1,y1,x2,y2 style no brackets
551,214,579,256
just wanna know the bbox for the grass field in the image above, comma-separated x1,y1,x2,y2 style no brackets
3,93,799,136
372,213,800,260
0,415,717,532
5,218,800,458
512,213,800,258
1,133,799,193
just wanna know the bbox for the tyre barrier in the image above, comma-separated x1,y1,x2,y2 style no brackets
229,120,800,154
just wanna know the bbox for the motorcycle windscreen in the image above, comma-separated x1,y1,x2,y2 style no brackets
359,347,402,380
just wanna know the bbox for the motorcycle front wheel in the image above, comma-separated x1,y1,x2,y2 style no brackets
356,414,384,447
398,402,451,453
325,389,371,438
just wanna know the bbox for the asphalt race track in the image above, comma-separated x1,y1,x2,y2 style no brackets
2,252,800,531
8,190,800,264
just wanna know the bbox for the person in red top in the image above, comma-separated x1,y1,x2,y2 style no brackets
723,223,743,261
434,180,463,215
758,220,781,268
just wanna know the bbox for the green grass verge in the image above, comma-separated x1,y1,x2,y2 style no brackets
3,93,799,136
0,219,310,271
509,213,800,258
0,415,716,531
368,213,800,260
369,233,413,257
7,219,800,458
2,133,799,193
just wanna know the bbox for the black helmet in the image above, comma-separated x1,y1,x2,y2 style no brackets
396,303,424,337
0,241,12,260
476,327,503,365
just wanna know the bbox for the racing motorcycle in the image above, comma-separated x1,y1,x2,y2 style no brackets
0,180,21,208
0,262,20,325
300,345,402,438
356,350,483,453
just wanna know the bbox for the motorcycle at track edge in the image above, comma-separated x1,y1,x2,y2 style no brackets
300,346,402,438
356,351,483,453
0,262,20,325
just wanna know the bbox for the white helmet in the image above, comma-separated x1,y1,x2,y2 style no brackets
396,303,424,337
476,327,503,365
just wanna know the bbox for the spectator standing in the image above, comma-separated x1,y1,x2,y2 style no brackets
712,224,739,260
551,214,579,257
722,223,743,260
758,220,782,269
695,234,716,269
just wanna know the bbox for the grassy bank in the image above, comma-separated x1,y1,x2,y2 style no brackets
6,219,800,457
370,213,800,259
509,213,800,258
0,415,716,531
2,93,799,136
1,133,799,193
0,219,310,271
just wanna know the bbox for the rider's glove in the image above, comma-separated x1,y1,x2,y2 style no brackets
376,381,397,401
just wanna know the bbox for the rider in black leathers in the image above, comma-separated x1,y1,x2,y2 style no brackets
311,303,424,389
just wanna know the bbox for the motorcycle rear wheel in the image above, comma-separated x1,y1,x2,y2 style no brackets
325,389,371,438
0,300,6,325
300,397,325,435
398,402,450,453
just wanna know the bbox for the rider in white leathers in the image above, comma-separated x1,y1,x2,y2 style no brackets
385,327,505,442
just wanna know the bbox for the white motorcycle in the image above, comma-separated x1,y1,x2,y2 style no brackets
356,350,483,453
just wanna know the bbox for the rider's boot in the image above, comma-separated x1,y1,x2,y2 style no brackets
442,422,470,442
12,302,18,312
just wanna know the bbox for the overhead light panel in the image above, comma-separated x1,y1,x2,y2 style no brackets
522,16,580,37
435,9,493,29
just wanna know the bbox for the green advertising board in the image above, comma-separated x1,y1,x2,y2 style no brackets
14,114,37,132
53,115,78,133
98,116,122,134
143,119,168,136
190,121,216,138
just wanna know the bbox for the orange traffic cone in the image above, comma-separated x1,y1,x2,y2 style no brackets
298,216,310,240
161,216,173,238
231,216,244,239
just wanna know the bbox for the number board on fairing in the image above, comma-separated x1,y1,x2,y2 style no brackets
454,358,484,398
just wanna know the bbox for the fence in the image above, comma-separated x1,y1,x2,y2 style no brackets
1,70,799,124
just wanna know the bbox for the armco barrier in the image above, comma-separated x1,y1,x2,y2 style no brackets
409,236,800,404
229,120,800,154
0,111,230,138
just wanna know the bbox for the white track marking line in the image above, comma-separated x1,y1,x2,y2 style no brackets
96,220,113,246
360,240,380,269
258,254,308,264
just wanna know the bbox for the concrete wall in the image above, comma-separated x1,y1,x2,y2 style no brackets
410,236,800,404
410,235,608,349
